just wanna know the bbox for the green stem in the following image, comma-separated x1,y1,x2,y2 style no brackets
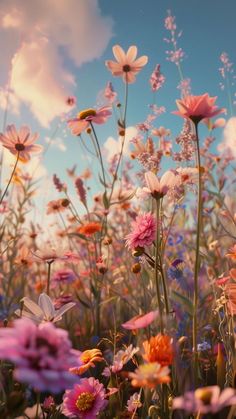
0,151,20,205
193,122,202,388
155,199,164,334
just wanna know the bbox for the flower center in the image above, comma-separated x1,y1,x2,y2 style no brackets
76,392,95,411
15,143,25,151
123,64,131,72
195,389,212,405
78,108,97,120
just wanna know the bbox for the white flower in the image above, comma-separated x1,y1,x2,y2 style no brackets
111,345,139,373
15,293,76,324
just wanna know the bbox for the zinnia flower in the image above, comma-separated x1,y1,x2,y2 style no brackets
68,106,112,136
62,377,107,418
0,125,42,162
106,45,148,83
125,212,156,250
173,93,225,124
142,334,174,366
0,318,81,392
173,386,236,414
129,362,170,388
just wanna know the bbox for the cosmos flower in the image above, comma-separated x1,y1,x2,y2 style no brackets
129,362,170,388
106,45,148,83
0,125,42,162
142,334,174,366
122,311,158,330
46,198,70,214
0,318,81,392
70,349,104,375
144,170,177,199
15,293,76,323
62,378,107,419
125,212,156,250
173,93,225,124
173,386,236,414
68,106,112,136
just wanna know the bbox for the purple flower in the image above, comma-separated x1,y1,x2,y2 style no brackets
62,377,107,418
173,386,236,414
0,318,81,393
125,212,156,250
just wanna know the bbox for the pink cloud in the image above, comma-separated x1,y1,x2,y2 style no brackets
0,0,113,126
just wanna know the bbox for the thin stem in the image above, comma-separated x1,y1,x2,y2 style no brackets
123,80,128,123
46,261,53,296
0,151,20,205
89,122,107,192
155,199,164,334
193,122,202,388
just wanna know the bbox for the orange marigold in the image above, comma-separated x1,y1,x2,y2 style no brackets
78,222,102,236
142,334,174,366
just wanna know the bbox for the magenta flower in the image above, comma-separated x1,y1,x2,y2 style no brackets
173,386,236,414
125,212,156,250
68,106,112,136
0,318,81,393
62,377,107,419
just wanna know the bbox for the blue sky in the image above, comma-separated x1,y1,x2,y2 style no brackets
0,0,236,199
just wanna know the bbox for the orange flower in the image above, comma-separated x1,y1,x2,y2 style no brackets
78,222,102,236
129,363,170,388
142,334,174,366
226,244,236,261
70,349,103,375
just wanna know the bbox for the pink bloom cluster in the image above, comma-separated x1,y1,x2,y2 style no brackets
0,318,81,393
125,212,156,250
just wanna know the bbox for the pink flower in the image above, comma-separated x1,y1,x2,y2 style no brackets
125,212,156,249
104,81,117,103
122,310,158,330
106,45,148,83
144,170,177,199
0,318,81,393
52,268,77,286
173,93,225,124
149,64,165,92
68,106,112,136
0,125,42,162
62,377,107,419
173,386,236,414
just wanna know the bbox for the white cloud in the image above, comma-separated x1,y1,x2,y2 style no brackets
103,126,138,161
0,0,113,127
45,136,67,152
218,117,236,157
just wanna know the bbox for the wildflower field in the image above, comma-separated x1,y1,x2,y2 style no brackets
0,1,236,418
